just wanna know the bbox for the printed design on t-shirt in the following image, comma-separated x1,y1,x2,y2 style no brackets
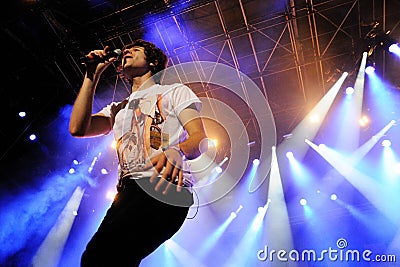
116,98,149,175
149,94,170,150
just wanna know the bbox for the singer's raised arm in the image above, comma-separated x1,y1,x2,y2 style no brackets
69,47,115,138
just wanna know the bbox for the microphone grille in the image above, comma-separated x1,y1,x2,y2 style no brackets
114,49,122,55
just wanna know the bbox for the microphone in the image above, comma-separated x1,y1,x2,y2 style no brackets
80,49,122,64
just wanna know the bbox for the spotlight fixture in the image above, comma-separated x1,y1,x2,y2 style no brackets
29,134,37,141
345,86,354,95
381,139,391,147
389,43,400,58
214,166,223,174
389,43,399,53
365,65,375,75
286,151,294,158
359,115,370,127
257,198,271,213
257,206,265,213
252,158,260,166
230,205,243,219
318,143,326,149
365,25,399,54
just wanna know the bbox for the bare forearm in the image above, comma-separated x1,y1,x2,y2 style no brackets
176,109,208,160
70,47,117,137
69,75,99,137
178,131,207,160
177,114,208,160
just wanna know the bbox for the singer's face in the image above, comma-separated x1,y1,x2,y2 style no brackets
122,46,150,76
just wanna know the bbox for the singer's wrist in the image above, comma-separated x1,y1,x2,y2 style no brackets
162,146,186,160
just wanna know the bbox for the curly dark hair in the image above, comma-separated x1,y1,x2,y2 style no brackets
117,39,168,84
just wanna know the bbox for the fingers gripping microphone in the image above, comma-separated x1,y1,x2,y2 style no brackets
80,49,122,64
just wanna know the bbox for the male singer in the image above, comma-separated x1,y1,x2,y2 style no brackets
70,39,207,266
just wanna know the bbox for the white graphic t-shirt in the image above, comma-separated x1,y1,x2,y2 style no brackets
98,83,202,186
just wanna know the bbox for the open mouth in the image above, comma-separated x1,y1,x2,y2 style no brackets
122,55,132,65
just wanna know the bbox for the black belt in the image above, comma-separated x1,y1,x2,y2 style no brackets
117,176,191,192
116,176,194,207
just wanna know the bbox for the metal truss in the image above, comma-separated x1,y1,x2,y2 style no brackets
59,0,399,145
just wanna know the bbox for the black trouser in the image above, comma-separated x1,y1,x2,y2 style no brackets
81,177,193,267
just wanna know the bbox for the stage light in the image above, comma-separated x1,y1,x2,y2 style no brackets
389,43,400,53
101,168,108,175
68,168,75,174
359,115,370,127
29,134,36,141
345,86,354,95
73,159,79,165
230,205,243,219
252,158,260,166
18,111,26,117
382,139,391,147
257,198,271,213
214,166,223,174
286,151,293,158
330,194,338,201
365,66,375,75
299,198,307,206
318,143,326,149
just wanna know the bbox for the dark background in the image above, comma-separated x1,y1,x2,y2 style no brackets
1,0,400,266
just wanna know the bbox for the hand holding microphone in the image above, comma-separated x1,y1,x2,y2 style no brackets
80,47,122,65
